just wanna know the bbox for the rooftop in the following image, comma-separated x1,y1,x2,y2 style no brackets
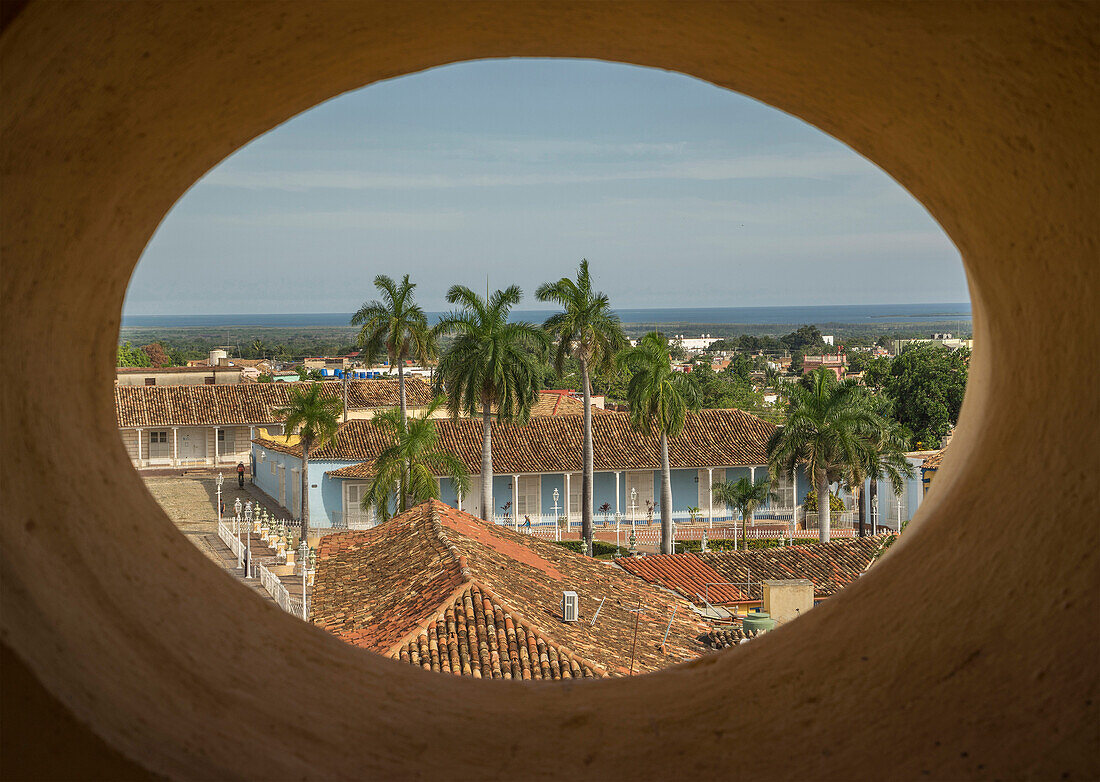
115,378,433,428
617,536,894,605
262,408,776,476
310,501,714,677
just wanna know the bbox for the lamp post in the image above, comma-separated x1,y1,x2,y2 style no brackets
552,488,560,542
234,497,243,569
215,472,224,527
630,488,637,531
299,538,309,621
244,501,253,577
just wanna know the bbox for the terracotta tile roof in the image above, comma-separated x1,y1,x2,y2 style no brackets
115,378,432,427
268,408,775,474
922,448,947,470
529,391,586,417
614,554,748,603
310,501,714,677
395,585,599,680
618,536,894,605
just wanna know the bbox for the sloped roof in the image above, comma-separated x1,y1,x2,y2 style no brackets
115,378,433,427
618,536,894,605
264,408,775,474
528,391,586,417
922,448,947,470
613,553,747,603
310,501,713,678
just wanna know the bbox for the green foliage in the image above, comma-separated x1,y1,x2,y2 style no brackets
789,349,804,374
803,490,847,514
360,397,469,522
351,274,437,379
781,324,826,353
674,538,819,553
116,341,151,367
862,356,893,390
683,362,763,411
256,373,273,383
537,259,627,386
617,332,699,438
882,342,968,449
274,382,344,530
434,285,549,421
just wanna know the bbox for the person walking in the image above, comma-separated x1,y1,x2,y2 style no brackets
237,462,245,489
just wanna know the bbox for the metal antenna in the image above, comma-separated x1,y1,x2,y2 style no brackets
590,596,606,627
627,602,642,676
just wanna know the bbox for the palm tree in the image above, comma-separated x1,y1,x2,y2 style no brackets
351,274,437,431
712,476,775,550
537,259,627,555
767,367,879,542
249,339,267,360
855,420,913,536
275,383,343,540
360,397,469,523
434,285,549,522
617,332,699,554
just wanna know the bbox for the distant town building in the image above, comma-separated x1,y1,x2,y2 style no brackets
821,335,834,346
115,365,245,387
801,353,847,380
672,334,721,353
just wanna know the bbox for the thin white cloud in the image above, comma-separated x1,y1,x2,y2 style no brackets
199,152,870,192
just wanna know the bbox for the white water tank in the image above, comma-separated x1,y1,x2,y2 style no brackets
209,349,228,366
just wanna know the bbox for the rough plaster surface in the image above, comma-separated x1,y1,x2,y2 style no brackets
1,2,1097,779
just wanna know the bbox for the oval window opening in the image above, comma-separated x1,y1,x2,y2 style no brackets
117,58,971,679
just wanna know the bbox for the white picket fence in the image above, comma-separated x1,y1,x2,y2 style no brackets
256,562,308,620
217,520,243,560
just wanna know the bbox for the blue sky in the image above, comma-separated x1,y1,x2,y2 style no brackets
123,58,966,315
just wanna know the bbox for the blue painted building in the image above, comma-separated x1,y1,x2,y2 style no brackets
251,409,923,533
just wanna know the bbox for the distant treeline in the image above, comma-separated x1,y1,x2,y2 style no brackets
119,319,971,366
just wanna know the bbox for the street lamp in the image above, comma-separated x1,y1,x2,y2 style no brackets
630,487,638,530
234,496,243,569
244,501,253,577
215,472,224,527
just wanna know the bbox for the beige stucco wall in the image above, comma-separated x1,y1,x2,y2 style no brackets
2,3,1096,781
762,579,815,624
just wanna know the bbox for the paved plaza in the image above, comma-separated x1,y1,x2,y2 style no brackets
143,472,290,604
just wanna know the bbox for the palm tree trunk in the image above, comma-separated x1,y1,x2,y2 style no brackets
301,436,311,543
660,431,673,554
480,402,493,522
816,468,830,543
857,482,867,537
397,357,412,508
580,358,594,556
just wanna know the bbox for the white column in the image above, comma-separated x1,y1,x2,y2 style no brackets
213,427,219,465
512,474,519,531
749,465,757,525
615,471,621,515
707,467,713,528
457,486,462,512
564,472,571,524
172,427,179,466
135,428,142,465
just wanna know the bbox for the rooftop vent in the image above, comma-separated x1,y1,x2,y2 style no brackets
561,591,578,623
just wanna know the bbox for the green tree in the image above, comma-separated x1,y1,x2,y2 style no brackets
434,285,549,522
862,356,893,390
617,332,699,554
360,397,469,522
537,259,627,556
852,418,913,537
712,476,775,550
767,367,879,542
883,342,969,449
781,324,825,353
116,341,151,367
351,274,437,431
275,383,343,540
789,349,805,374
725,352,752,383
249,339,267,360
